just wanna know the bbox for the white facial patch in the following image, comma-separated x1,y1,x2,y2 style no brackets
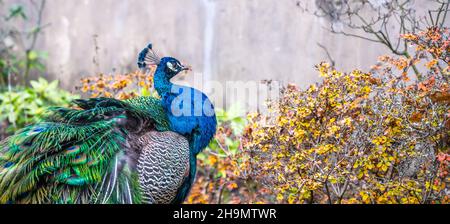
167,62,176,72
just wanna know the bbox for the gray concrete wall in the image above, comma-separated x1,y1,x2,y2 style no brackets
1,0,445,109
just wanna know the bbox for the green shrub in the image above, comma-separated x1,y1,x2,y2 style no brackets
0,78,78,134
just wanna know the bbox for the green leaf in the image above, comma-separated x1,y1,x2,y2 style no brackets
6,5,27,21
28,51,38,60
29,80,39,89
48,80,59,90
28,27,41,37
207,139,220,151
141,87,151,97
197,153,206,161
7,110,17,123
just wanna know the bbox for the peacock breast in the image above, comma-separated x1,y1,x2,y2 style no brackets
136,131,190,204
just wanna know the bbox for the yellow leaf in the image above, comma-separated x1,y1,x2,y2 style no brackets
277,193,284,201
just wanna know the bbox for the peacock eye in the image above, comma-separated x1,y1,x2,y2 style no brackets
167,62,176,71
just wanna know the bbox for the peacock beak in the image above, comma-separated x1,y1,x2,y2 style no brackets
181,64,192,71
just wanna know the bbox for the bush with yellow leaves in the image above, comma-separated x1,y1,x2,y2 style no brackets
186,105,248,204
237,27,449,204
78,68,156,100
77,27,448,204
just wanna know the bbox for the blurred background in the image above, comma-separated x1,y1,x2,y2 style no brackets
2,0,444,91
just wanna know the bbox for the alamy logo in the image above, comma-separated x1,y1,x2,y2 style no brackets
170,85,215,117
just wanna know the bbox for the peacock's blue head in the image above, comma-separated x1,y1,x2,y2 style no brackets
138,43,190,79
158,57,191,79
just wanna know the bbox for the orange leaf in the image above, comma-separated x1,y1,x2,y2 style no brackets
418,83,428,91
409,112,423,123
430,91,450,104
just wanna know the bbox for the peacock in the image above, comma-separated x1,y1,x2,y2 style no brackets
0,43,217,204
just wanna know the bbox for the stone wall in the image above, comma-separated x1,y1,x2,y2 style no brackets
1,0,444,108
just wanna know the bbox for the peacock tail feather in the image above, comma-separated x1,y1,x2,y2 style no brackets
0,96,170,204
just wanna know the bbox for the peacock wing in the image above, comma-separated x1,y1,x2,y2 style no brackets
0,96,171,204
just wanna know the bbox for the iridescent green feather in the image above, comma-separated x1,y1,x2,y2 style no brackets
0,96,169,204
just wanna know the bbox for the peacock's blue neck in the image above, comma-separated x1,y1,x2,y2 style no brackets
154,66,173,96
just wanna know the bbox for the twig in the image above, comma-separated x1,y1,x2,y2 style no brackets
217,183,226,204
24,0,46,85
317,42,336,67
